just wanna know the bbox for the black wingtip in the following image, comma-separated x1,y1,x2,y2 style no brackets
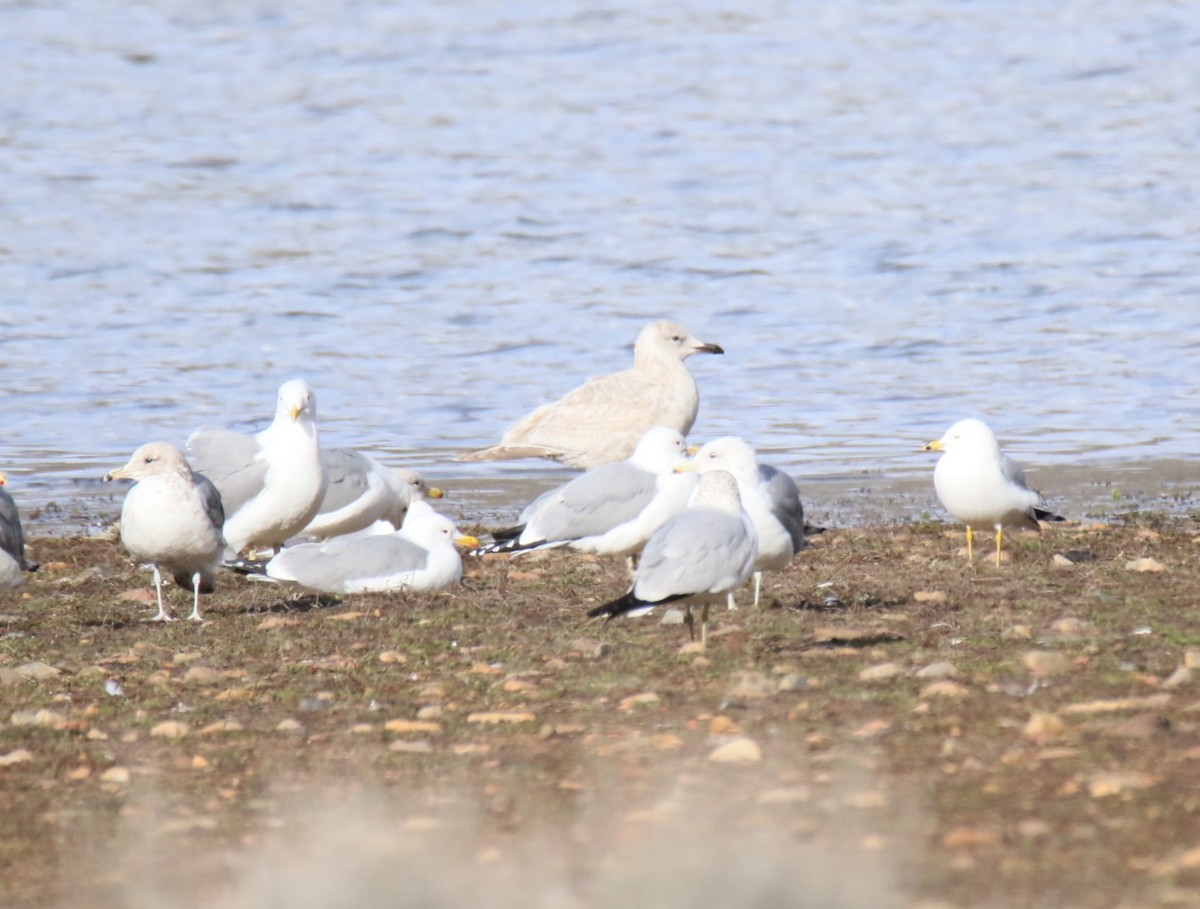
223,558,268,576
588,590,640,619
1034,508,1066,523
803,523,827,536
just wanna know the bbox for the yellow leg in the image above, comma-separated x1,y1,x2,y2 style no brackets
965,526,974,562
995,526,1003,567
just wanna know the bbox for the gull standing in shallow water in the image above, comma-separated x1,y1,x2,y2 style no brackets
256,510,477,595
479,426,697,558
105,442,226,621
459,320,724,469
589,470,757,647
684,437,807,608
922,418,1064,567
187,379,327,556
0,474,37,591
302,450,443,540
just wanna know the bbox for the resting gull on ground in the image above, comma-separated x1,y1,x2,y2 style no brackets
104,442,226,622
187,379,327,556
459,320,724,469
0,474,37,591
922,418,1064,566
589,470,757,647
683,437,808,609
480,426,697,558
302,449,443,540
254,509,477,595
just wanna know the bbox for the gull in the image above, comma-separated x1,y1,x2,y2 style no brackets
187,379,327,555
255,509,478,595
0,473,37,591
684,437,807,608
459,320,724,469
302,450,443,540
480,426,697,558
922,418,1064,566
588,470,757,647
104,442,226,621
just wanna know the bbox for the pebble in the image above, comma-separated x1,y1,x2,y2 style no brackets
198,720,244,735
0,668,25,687
859,662,903,682
1023,712,1067,742
388,740,433,754
1162,666,1192,689
726,671,775,700
1063,694,1171,715
172,651,203,665
707,737,762,764
275,719,304,733
0,749,34,767
660,609,686,625
417,705,443,720
100,766,131,784
913,590,948,604
919,681,970,699
466,711,537,725
385,719,443,735
916,661,959,679
1087,771,1160,797
16,661,60,681
1125,557,1165,573
618,692,660,711
150,721,189,738
943,827,999,849
379,651,407,664
1051,554,1076,567
776,673,808,692
182,666,220,685
11,709,68,729
1022,651,1072,677
568,638,609,660
257,616,300,630
1185,650,1200,670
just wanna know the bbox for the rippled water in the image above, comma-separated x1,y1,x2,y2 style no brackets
2,0,1198,532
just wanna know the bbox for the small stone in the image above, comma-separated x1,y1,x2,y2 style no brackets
913,590,948,604
1062,694,1171,715
1162,667,1192,690
650,733,684,751
119,588,156,604
326,611,364,622
1017,819,1052,840
727,671,775,700
275,719,304,733
916,661,958,679
1051,554,1076,568
66,765,92,780
182,666,219,685
198,720,244,735
708,737,762,764
919,681,969,699
859,662,902,682
659,609,686,626
1022,651,1072,677
466,711,536,725
853,719,892,739
16,661,60,681
1023,712,1067,742
1185,650,1200,670
150,721,189,739
1049,617,1093,637
1087,771,1159,797
385,720,443,735
0,749,34,767
379,650,407,664
416,705,443,721
172,651,203,665
1101,713,1169,739
678,642,706,655
257,616,300,630
709,715,742,735
11,709,68,729
777,674,808,692
1125,557,1165,573
619,692,660,711
192,755,209,769
100,766,131,785
569,638,609,659
0,668,25,686
943,827,999,849
388,740,433,754
1002,625,1033,641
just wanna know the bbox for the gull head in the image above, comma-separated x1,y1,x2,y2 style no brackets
404,511,477,551
685,436,760,485
637,320,724,364
277,379,317,423
630,426,688,473
105,441,193,483
923,418,1000,456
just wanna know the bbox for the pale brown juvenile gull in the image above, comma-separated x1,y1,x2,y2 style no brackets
922,418,1064,566
105,442,226,621
187,379,327,555
459,320,724,469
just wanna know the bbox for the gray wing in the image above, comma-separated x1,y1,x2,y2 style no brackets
318,448,375,514
186,428,267,516
635,508,754,603
0,489,27,569
529,461,658,542
193,473,225,530
267,534,429,593
758,464,806,553
998,454,1031,491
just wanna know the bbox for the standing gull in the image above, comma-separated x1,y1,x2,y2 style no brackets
589,470,757,646
104,442,226,621
480,426,697,558
302,449,443,540
459,320,724,469
0,474,37,591
187,379,327,555
685,437,807,608
257,510,477,595
922,418,1064,566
